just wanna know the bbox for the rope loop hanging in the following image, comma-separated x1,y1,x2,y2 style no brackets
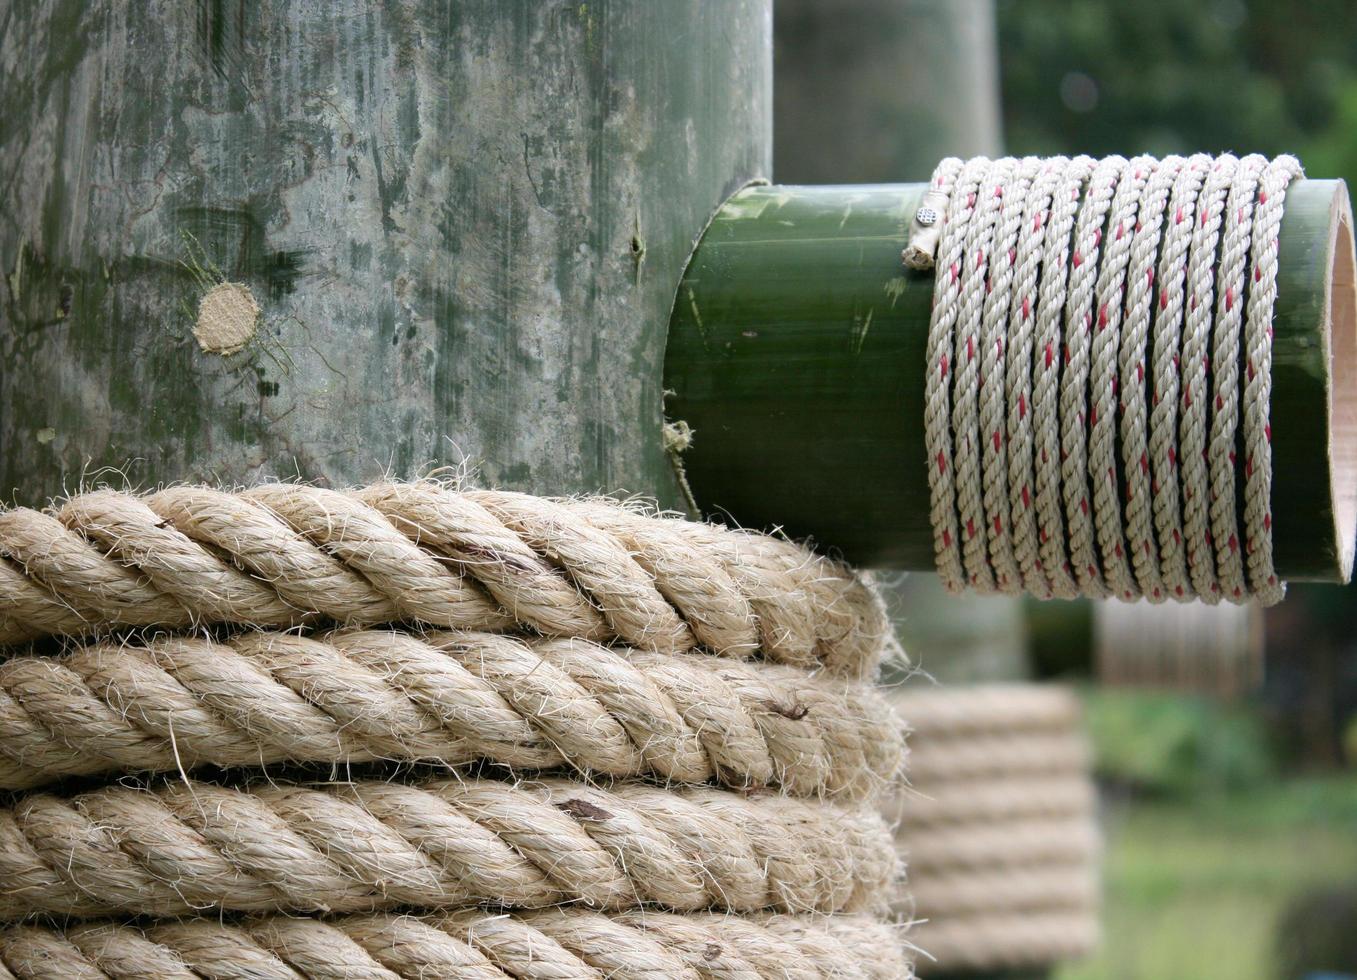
911,153,1302,605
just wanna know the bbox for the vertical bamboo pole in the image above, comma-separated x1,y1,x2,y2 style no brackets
0,1,772,504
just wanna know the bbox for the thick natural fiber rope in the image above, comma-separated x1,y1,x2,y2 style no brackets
0,627,904,797
884,685,1100,973
910,911,1099,973
913,154,1302,604
0,483,888,677
0,774,894,922
0,910,912,980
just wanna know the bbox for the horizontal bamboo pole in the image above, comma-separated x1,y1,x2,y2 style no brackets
664,179,1357,584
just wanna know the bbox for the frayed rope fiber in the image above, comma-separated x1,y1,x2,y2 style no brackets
0,909,911,980
0,628,904,796
0,482,889,677
0,773,895,922
912,154,1300,605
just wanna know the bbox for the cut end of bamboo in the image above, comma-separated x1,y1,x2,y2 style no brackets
1326,185,1357,583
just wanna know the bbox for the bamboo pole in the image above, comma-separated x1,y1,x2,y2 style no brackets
664,179,1357,584
0,1,772,507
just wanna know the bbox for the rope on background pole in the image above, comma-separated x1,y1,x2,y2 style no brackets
910,153,1302,604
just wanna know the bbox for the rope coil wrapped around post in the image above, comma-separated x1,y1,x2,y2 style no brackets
887,685,1100,976
912,154,1304,604
0,482,913,977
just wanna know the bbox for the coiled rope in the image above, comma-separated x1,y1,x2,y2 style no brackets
0,628,903,796
0,483,889,677
911,154,1302,605
0,909,910,980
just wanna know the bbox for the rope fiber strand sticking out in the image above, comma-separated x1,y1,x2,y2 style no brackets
911,153,1302,605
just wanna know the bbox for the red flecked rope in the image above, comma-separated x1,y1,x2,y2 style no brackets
909,154,1301,605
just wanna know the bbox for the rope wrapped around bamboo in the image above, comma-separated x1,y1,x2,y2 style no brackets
0,909,912,980
887,684,1100,975
0,482,890,678
0,627,904,796
0,773,895,922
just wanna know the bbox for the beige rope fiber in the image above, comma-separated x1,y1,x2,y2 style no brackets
912,154,1303,604
0,774,895,921
0,910,912,980
886,685,1099,975
0,482,888,677
0,628,904,796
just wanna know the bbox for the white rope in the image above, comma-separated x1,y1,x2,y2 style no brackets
1033,156,1095,599
981,157,1041,593
1244,156,1304,605
1119,156,1185,602
1149,155,1212,600
924,157,977,592
1007,158,1067,598
915,153,1301,605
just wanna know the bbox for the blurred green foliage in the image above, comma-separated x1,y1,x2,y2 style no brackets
1083,688,1275,794
998,0,1357,189
1063,776,1357,980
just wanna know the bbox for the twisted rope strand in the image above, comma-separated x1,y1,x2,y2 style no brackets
1243,156,1304,604
910,911,1099,972
1060,155,1126,598
0,775,894,922
0,910,913,980
0,484,887,675
1119,156,1185,601
1150,155,1212,600
980,157,1042,593
1087,155,1156,600
954,158,1015,591
1007,158,1067,598
924,157,984,592
1032,156,1096,599
0,628,904,797
907,865,1099,917
1181,154,1240,603
1208,155,1269,601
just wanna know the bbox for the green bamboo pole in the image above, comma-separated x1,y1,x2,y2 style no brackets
664,179,1357,584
